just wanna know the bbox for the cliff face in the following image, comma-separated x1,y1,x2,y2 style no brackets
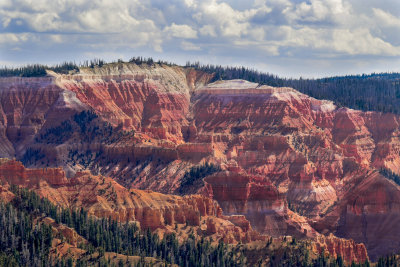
0,158,370,264
0,77,87,158
56,65,212,142
314,171,400,260
312,234,369,264
1,66,400,261
0,158,262,244
190,80,400,260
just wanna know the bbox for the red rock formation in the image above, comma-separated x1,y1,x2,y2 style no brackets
3,68,400,261
0,77,86,158
0,158,262,244
314,170,400,260
312,234,369,264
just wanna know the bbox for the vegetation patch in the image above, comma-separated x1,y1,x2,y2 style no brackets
179,162,221,194
20,148,47,166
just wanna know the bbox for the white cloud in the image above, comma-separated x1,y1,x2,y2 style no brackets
332,28,400,56
373,8,400,28
199,25,217,37
164,23,198,39
181,41,201,51
0,33,31,43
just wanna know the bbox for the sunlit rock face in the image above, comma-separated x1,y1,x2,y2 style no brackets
2,65,400,260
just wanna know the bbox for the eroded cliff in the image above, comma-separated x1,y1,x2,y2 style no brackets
0,64,398,261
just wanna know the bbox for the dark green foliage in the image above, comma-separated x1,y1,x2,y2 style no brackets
20,148,46,166
0,62,79,77
377,254,397,267
179,163,221,193
73,110,98,133
35,110,122,145
379,168,400,186
129,56,175,66
0,64,47,77
287,200,306,216
68,149,100,169
50,62,79,74
83,58,105,68
0,192,53,266
188,62,400,115
9,185,243,267
36,120,73,144
0,57,179,78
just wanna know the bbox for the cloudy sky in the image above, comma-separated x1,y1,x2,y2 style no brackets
1,0,400,77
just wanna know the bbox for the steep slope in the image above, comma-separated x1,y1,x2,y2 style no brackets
0,158,370,264
0,158,263,244
314,170,400,260
1,64,400,260
0,77,87,158
190,80,400,259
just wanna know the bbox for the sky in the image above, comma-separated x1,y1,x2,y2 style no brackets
1,0,400,78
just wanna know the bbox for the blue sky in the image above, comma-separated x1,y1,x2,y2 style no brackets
1,0,400,78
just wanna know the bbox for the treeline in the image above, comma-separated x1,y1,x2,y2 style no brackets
0,57,176,77
9,185,244,266
0,64,47,77
187,62,400,115
0,62,79,77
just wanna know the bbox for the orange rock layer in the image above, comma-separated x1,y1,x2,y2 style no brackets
0,158,262,244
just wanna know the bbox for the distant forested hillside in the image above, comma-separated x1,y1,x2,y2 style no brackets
188,62,400,114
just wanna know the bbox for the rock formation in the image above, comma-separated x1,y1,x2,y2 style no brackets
0,158,263,244
1,63,400,261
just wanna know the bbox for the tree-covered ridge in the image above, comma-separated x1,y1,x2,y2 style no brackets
0,57,176,77
7,185,244,267
0,201,53,266
0,62,79,77
187,62,400,115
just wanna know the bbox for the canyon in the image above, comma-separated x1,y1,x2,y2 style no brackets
0,62,400,262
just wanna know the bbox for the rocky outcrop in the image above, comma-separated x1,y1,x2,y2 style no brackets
314,171,400,260
0,158,262,244
312,234,369,264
